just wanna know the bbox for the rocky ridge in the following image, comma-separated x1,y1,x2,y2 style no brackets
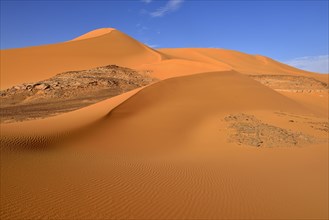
0,65,156,122
249,75,328,92
224,113,316,147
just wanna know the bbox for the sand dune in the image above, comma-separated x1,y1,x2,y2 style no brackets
1,71,318,142
73,71,311,150
70,28,115,41
1,28,162,89
1,28,328,219
157,48,325,80
1,71,328,219
0,79,141,140
2,28,325,90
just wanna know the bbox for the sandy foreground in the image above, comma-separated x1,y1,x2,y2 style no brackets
1,28,328,219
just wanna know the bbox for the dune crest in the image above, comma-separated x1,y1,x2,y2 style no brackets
2,28,326,90
70,27,115,41
0,29,162,89
157,48,321,78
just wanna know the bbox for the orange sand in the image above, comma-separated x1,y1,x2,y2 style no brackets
70,28,115,41
1,28,328,219
0,29,162,89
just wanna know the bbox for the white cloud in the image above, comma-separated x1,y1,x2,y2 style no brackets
150,0,184,17
284,55,329,73
145,43,158,48
141,0,152,3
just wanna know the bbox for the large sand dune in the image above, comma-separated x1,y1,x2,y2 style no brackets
72,71,312,150
0,28,162,89
155,48,326,80
1,71,328,219
1,28,328,219
2,28,326,90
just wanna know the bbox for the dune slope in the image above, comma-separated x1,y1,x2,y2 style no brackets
1,28,327,220
156,48,324,80
70,28,115,41
2,28,326,90
1,71,327,219
0,28,162,89
77,71,312,149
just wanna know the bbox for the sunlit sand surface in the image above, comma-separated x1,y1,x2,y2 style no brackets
1,28,328,219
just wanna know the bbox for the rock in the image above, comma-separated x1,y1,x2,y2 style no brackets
52,82,60,87
14,85,23,90
99,81,109,86
88,81,98,86
225,113,314,147
72,82,81,86
7,87,16,94
26,85,33,91
33,83,50,90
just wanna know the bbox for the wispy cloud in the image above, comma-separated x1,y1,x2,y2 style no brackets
145,43,158,48
284,55,329,74
150,0,184,17
141,0,152,3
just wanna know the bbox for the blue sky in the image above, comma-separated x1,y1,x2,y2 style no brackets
1,0,328,73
